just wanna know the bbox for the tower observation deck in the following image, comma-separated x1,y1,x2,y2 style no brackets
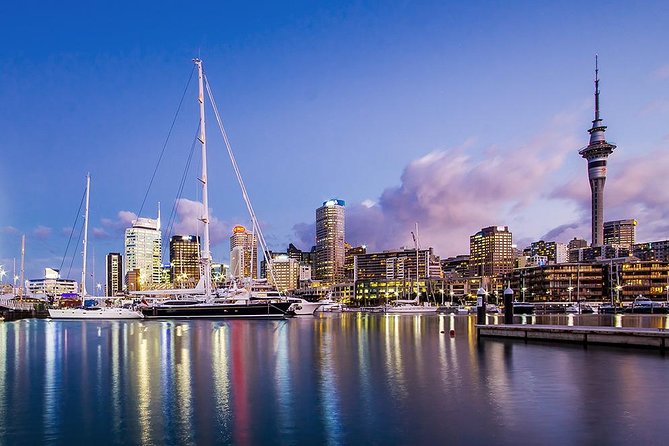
579,57,616,247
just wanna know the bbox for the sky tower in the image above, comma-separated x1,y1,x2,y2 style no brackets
579,57,616,247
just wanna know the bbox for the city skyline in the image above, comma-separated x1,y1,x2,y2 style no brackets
2,1,669,281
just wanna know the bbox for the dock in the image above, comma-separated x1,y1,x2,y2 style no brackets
477,324,669,351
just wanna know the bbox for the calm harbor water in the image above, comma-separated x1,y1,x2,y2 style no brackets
1,314,668,445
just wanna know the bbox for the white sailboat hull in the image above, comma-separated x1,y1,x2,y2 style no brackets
385,305,438,314
48,308,144,319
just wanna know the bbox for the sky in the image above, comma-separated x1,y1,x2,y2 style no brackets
1,1,669,287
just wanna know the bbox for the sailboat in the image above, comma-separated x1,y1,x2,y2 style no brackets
139,58,292,319
385,224,437,314
48,175,144,319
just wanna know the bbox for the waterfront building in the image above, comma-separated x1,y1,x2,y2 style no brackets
124,211,162,287
469,226,514,279
169,235,201,287
229,225,258,279
614,260,669,302
604,219,637,250
27,268,78,297
353,247,442,303
315,199,346,284
267,255,300,291
508,263,605,302
633,240,669,262
579,59,617,247
441,255,470,277
105,253,122,296
345,244,366,280
568,237,588,251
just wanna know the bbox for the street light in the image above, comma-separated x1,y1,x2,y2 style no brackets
615,285,622,306
96,283,102,296
439,289,445,305
521,287,527,303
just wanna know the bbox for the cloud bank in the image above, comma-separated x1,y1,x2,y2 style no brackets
294,109,669,256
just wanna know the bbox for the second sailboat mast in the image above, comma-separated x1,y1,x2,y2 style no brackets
194,58,212,298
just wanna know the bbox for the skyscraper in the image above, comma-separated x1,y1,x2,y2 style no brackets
579,57,617,247
124,212,162,287
469,226,514,278
169,235,201,287
229,225,258,279
604,219,637,250
105,253,122,296
315,199,345,284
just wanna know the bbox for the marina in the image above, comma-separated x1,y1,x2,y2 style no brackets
0,313,668,445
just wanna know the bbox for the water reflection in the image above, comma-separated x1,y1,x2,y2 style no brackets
0,315,667,445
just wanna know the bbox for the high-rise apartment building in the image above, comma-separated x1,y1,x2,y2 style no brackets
315,199,345,284
633,240,669,262
267,255,300,291
229,225,258,279
469,226,514,278
604,219,637,250
169,235,201,287
105,253,122,296
124,213,162,287
579,58,617,247
527,240,568,264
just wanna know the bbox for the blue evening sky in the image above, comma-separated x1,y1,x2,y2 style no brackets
1,1,669,285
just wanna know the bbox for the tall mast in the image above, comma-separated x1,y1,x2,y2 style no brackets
81,173,90,297
194,58,212,298
20,235,25,299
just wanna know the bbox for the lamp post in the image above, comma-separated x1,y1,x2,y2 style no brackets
450,290,454,305
521,287,527,303
96,283,102,296
615,285,622,306
440,289,444,305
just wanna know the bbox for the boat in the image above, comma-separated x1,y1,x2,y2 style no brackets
624,295,668,314
48,175,143,320
599,303,624,314
385,300,438,314
138,59,293,320
285,297,325,315
512,302,534,314
316,298,343,312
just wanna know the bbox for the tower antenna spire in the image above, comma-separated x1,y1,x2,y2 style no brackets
594,54,600,121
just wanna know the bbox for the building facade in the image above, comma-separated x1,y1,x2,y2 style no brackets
169,235,201,287
508,263,605,302
105,253,122,296
633,240,669,262
267,255,300,292
469,226,514,279
124,214,162,287
229,225,258,279
315,199,345,284
604,219,637,250
27,268,78,297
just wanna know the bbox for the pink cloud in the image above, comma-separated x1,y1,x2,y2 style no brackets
33,225,52,239
167,198,231,246
1,226,19,235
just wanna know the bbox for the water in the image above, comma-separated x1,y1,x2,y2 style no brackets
0,314,668,445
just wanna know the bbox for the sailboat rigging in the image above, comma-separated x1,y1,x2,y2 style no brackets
138,58,293,319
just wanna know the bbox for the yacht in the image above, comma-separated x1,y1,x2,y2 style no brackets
285,297,325,315
385,298,438,314
137,59,294,320
48,175,143,320
624,295,668,314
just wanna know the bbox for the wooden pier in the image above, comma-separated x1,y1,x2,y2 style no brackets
477,324,669,351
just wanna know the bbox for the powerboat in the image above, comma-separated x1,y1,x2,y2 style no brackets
624,296,668,314
139,297,293,319
285,297,325,315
